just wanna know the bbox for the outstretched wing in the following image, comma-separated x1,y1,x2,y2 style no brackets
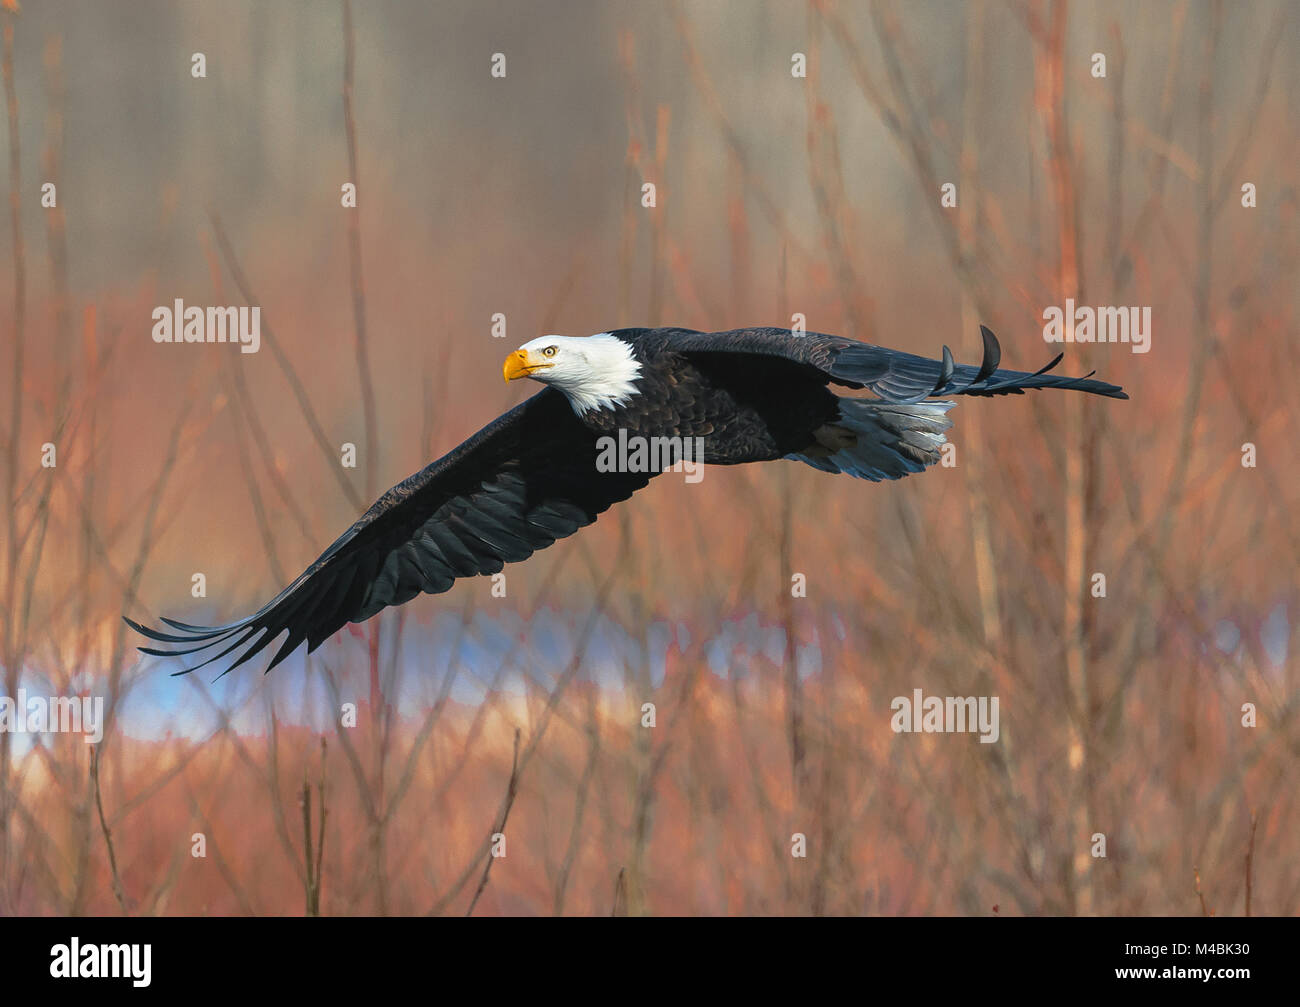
125,388,651,676
652,325,1128,401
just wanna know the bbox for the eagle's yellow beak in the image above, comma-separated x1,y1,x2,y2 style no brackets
503,348,541,382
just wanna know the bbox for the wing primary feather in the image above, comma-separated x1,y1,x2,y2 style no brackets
263,628,309,675
138,631,242,658
126,616,237,644
972,326,1002,384
981,351,1065,392
167,627,264,677
158,616,244,634
213,629,282,679
930,345,955,395
1032,352,1065,376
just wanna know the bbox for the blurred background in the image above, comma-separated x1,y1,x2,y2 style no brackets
0,0,1296,915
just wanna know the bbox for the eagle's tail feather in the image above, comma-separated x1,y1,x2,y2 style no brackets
787,399,953,482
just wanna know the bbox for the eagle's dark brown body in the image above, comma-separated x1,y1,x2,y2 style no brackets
581,338,840,464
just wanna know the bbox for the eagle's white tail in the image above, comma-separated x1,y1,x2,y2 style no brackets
788,398,954,482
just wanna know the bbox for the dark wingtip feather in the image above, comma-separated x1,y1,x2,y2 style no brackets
930,345,955,395
192,627,268,680
125,616,235,645
1035,352,1065,376
263,630,305,674
974,326,1001,383
160,615,234,634
123,615,179,642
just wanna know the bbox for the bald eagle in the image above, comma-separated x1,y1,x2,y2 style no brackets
127,325,1126,675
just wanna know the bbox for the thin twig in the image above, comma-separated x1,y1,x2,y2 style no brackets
208,212,364,511
341,0,378,501
1193,866,1212,917
553,700,600,916
464,729,520,916
611,867,627,917
91,748,128,914
1244,811,1257,917
295,735,328,916
315,738,328,909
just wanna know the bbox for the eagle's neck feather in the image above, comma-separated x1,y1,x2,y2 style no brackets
554,333,643,415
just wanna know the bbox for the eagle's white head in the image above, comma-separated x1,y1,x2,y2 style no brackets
503,333,643,414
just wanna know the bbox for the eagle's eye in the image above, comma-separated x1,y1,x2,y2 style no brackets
542,346,557,357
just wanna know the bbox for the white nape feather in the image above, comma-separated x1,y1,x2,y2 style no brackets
518,333,643,414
